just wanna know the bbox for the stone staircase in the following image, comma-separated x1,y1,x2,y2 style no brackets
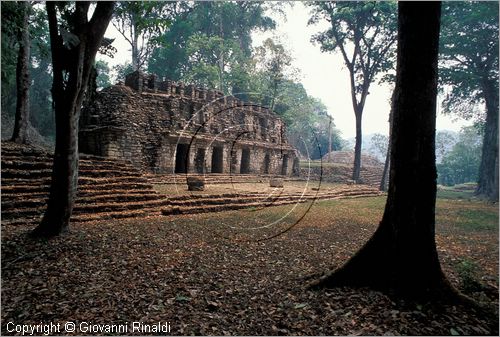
1,142,166,225
162,186,382,215
146,173,303,185
2,142,384,226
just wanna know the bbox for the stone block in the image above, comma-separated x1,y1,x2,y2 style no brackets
187,176,205,191
269,178,284,188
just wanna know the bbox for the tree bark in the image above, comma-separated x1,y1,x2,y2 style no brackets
311,2,450,298
476,79,499,201
11,1,31,144
32,2,115,237
352,110,362,182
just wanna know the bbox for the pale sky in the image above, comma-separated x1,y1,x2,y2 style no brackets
98,2,471,139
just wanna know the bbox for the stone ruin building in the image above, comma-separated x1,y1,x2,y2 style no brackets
79,71,299,176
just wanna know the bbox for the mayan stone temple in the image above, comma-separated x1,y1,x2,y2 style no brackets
79,71,299,176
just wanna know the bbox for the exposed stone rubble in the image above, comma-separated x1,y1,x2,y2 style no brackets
299,164,384,187
311,150,385,186
80,71,300,177
322,150,383,166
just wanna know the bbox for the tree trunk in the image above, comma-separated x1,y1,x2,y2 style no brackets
311,2,449,298
352,110,362,182
379,122,391,191
328,116,332,161
476,79,499,201
129,9,140,71
11,2,31,144
380,93,396,191
32,2,115,238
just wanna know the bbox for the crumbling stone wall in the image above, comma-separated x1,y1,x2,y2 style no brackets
80,71,298,176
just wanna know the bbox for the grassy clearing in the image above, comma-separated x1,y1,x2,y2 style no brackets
436,199,498,231
185,193,498,235
436,183,477,200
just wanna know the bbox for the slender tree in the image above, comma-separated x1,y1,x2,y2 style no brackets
309,1,397,182
32,2,115,237
311,2,450,297
379,94,394,191
11,1,31,144
112,1,172,71
439,2,499,201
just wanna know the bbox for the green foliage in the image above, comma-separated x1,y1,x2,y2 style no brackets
182,32,248,92
113,62,134,82
1,3,55,140
309,1,397,93
112,1,175,70
437,127,482,186
435,130,458,163
95,60,112,89
1,1,24,117
253,38,299,110
439,2,499,120
273,81,342,160
148,1,275,90
456,258,482,293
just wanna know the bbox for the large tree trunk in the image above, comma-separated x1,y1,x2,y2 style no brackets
476,79,499,201
11,1,31,144
311,2,449,297
352,110,362,182
32,2,115,237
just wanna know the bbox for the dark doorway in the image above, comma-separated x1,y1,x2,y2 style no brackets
194,148,206,174
211,146,224,173
281,154,289,175
240,148,251,174
263,153,270,174
175,144,189,173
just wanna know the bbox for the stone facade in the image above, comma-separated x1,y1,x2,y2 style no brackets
79,71,299,176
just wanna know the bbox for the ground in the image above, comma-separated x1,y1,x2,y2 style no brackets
1,192,498,335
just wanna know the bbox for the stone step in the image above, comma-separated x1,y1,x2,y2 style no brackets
1,168,52,179
1,159,135,171
164,191,382,216
2,207,44,220
2,189,381,224
1,184,50,194
1,176,151,190
78,176,150,185
77,189,158,198
1,192,161,212
1,160,53,170
72,198,171,214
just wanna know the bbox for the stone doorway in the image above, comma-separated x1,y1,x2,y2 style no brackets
211,146,224,173
240,148,251,174
263,153,270,174
175,144,190,173
281,154,289,175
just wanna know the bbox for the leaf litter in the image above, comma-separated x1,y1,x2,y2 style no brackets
1,197,498,335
